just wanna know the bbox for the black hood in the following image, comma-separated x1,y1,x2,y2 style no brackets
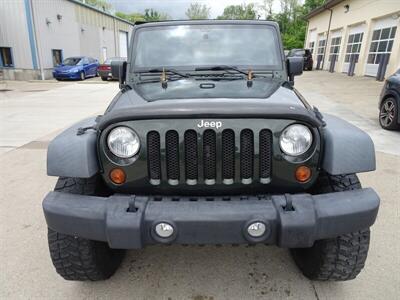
98,83,322,130
134,78,281,101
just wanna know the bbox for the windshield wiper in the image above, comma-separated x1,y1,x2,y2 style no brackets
195,65,249,76
145,68,190,78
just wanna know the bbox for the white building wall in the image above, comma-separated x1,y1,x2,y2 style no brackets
0,0,33,69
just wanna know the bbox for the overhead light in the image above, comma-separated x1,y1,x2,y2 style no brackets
344,4,350,13
57,14,62,21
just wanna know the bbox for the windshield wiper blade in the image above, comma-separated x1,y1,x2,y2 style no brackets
195,65,249,76
145,68,190,78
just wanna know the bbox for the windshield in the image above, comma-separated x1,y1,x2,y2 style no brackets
132,24,282,70
63,57,82,66
289,50,305,57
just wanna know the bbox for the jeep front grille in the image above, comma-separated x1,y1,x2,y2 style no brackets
146,128,272,186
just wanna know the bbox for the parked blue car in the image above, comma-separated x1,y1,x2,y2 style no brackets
53,56,99,80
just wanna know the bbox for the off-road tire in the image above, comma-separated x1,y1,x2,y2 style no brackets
291,173,371,281
48,177,124,281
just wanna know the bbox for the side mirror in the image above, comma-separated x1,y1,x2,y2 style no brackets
111,60,127,88
287,57,303,85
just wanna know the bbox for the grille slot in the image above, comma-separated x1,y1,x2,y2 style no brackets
240,129,254,184
184,130,198,184
259,129,273,183
147,131,161,184
166,130,179,184
203,130,217,184
222,129,235,183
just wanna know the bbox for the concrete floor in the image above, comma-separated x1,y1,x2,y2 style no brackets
0,72,399,299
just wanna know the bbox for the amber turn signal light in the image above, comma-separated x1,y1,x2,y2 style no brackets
109,168,126,184
295,166,311,183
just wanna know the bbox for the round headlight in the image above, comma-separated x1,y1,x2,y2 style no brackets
280,124,312,156
107,127,140,158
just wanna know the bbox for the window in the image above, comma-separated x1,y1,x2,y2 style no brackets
317,39,326,61
0,47,14,67
344,32,364,63
367,26,397,65
52,49,63,66
329,36,342,62
308,41,315,55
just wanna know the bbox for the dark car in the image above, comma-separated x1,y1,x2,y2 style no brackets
98,57,126,81
287,48,313,71
43,21,379,282
379,69,400,130
53,56,99,81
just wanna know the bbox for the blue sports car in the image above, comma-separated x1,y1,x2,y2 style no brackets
53,56,99,81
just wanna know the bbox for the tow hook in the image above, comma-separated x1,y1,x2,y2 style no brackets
284,194,295,211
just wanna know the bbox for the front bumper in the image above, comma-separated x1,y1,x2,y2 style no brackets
53,72,80,79
43,188,379,249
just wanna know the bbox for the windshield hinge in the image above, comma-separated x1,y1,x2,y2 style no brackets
160,67,168,89
247,69,253,88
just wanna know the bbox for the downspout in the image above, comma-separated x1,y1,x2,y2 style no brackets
29,0,45,80
321,8,333,70
113,18,118,56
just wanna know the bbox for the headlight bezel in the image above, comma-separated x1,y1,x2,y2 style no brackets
279,123,313,157
107,126,140,159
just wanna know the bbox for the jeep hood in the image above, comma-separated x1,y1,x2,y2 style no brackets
98,81,322,130
133,78,281,101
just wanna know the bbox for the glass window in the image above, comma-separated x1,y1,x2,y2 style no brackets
372,30,380,41
52,49,63,66
62,57,82,66
367,26,397,65
132,24,282,70
344,32,363,63
381,28,391,39
390,27,397,39
0,47,14,67
329,35,341,61
367,54,375,64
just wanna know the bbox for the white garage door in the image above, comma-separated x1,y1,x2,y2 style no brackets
119,31,128,58
342,24,365,73
327,30,342,71
365,17,398,77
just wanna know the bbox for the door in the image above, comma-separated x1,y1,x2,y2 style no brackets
316,34,326,69
342,25,365,73
308,29,317,64
119,31,128,58
365,17,398,77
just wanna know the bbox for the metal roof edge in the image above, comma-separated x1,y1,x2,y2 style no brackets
66,0,134,26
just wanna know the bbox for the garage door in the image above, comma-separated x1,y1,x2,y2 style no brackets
119,31,128,58
365,17,398,77
342,24,365,73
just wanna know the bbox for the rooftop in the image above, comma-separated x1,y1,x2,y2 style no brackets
305,0,345,19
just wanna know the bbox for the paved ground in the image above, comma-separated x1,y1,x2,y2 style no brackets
0,72,399,299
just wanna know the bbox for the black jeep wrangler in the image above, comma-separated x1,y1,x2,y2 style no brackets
43,21,379,282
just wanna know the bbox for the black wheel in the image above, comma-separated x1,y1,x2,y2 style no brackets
79,71,85,81
379,97,399,130
291,173,371,281
101,76,108,81
47,177,124,281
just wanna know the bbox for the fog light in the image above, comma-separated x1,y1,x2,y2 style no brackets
155,222,174,238
247,222,266,238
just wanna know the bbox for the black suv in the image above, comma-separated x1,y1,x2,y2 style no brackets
43,21,379,282
287,48,313,71
379,69,400,130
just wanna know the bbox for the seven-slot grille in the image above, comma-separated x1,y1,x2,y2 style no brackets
147,129,272,186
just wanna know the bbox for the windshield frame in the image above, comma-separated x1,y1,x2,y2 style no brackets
129,21,285,74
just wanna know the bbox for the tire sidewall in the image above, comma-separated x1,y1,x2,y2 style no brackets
379,97,398,130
